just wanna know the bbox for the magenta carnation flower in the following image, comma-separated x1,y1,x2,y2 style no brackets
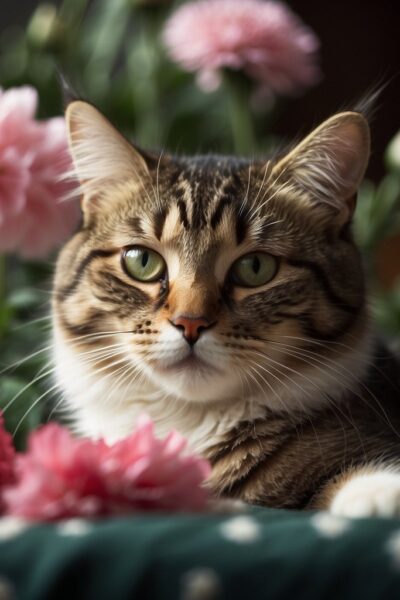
163,0,320,95
0,86,80,259
0,414,16,512
2,417,211,520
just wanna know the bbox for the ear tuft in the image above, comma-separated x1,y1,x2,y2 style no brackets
65,101,149,200
272,112,370,212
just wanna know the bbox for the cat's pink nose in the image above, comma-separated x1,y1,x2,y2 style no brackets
170,315,213,346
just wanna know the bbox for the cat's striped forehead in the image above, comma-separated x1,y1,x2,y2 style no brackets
143,157,254,246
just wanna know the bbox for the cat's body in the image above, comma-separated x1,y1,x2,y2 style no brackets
52,101,400,517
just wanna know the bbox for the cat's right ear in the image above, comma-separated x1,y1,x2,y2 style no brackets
270,111,370,224
65,100,150,208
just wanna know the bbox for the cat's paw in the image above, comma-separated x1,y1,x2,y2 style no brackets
330,471,400,518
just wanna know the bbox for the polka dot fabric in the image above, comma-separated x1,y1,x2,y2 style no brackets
0,507,399,599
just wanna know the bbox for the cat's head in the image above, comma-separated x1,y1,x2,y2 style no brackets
53,101,370,412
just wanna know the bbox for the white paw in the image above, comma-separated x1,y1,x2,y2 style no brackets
331,472,400,518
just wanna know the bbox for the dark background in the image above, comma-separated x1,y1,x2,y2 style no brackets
283,0,400,182
2,0,399,181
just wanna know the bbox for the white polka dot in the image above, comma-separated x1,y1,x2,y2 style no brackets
0,576,15,600
209,498,246,514
386,530,400,569
220,515,261,543
56,518,91,537
0,518,29,541
181,568,221,600
311,512,350,538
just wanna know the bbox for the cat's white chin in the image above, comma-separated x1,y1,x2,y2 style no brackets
146,355,240,403
140,327,239,402
152,351,214,373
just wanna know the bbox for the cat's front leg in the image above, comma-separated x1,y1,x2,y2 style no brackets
316,468,400,518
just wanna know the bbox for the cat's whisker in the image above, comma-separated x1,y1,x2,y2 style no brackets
47,391,69,422
66,330,131,344
266,354,367,462
155,150,164,213
278,332,400,392
13,380,63,438
246,361,308,432
245,358,304,429
247,161,270,213
249,341,400,442
245,364,271,402
249,180,289,219
262,333,375,365
103,362,146,410
73,341,129,360
246,356,329,457
2,366,57,415
246,350,357,451
80,354,130,378
238,163,253,216
261,338,380,402
246,355,310,401
12,315,52,331
103,358,143,394
277,333,358,351
63,346,128,370
247,163,290,220
0,344,53,376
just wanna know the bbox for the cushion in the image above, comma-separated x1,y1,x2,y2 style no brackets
0,507,399,599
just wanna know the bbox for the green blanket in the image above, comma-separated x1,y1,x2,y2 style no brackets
0,508,399,599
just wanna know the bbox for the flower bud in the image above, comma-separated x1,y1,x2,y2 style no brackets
27,3,66,52
386,131,400,173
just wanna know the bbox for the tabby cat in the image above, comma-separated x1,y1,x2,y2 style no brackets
52,100,400,517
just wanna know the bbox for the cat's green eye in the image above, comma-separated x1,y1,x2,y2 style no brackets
122,247,166,282
230,252,278,288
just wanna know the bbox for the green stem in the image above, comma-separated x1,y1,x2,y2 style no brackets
223,71,257,155
59,0,90,25
84,0,131,99
0,255,5,308
129,10,164,147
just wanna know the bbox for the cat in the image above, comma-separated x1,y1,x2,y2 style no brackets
52,100,400,518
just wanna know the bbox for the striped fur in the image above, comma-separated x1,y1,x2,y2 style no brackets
52,101,400,515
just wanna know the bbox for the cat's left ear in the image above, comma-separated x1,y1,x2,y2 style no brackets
271,112,370,221
65,100,151,202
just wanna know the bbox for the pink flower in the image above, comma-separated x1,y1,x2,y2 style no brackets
0,414,16,512
163,0,320,95
0,86,80,259
3,417,211,520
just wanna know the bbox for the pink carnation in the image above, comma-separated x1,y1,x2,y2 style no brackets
0,86,80,259
163,0,320,95
3,417,211,521
0,413,16,512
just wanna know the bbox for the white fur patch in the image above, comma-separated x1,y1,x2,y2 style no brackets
0,517,29,541
386,529,400,569
209,499,247,515
311,512,350,537
181,568,222,600
330,471,400,518
0,576,15,600
56,518,91,537
220,515,261,543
